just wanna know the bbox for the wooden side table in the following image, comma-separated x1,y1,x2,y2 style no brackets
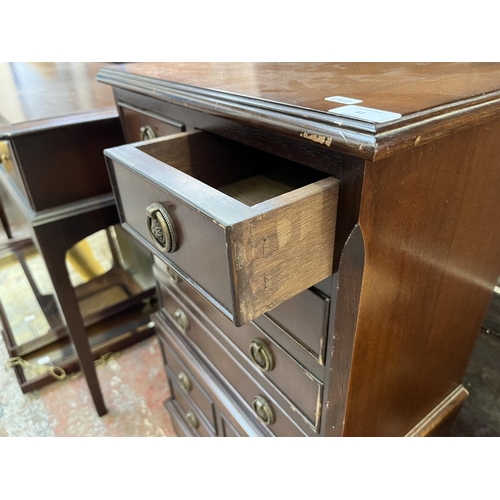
0,63,156,416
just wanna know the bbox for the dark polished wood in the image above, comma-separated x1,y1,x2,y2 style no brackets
0,63,116,127
339,120,500,436
265,287,330,364
105,62,500,118
154,259,324,379
0,194,12,238
10,119,122,211
0,63,155,415
98,62,500,160
406,386,468,437
167,371,215,437
158,278,322,431
0,62,123,211
105,130,338,325
119,102,185,143
157,314,267,437
322,226,365,436
155,295,309,436
161,336,216,428
99,62,500,436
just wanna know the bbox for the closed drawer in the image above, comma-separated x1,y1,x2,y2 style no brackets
159,279,323,431
154,306,310,436
157,313,268,437
262,288,330,364
168,374,214,437
158,334,216,429
118,103,185,144
154,257,330,367
105,130,339,326
220,414,242,437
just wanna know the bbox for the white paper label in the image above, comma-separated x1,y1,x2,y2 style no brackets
324,96,363,105
328,105,401,123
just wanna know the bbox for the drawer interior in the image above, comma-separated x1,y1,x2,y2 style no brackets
138,132,328,207
106,129,339,326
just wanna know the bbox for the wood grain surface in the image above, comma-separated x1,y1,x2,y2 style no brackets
99,63,500,436
98,63,500,160
228,177,338,325
158,279,322,430
156,318,267,436
106,132,339,326
102,62,500,118
406,385,468,437
0,62,117,131
342,119,500,436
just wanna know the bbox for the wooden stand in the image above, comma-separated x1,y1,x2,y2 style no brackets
0,184,157,409
0,63,157,416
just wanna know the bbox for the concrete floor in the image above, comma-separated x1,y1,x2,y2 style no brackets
451,329,500,437
0,334,176,437
0,226,498,436
1,326,499,437
2,181,497,437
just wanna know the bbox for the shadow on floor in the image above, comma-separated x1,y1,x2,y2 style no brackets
451,329,500,437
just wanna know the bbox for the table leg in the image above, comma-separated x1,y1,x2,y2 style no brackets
0,194,12,239
34,221,107,417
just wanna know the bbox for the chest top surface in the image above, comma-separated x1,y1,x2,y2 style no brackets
0,62,118,137
98,62,500,160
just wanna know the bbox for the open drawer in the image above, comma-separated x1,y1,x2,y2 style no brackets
104,130,339,326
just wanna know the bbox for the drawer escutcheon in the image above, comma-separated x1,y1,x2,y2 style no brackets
146,202,178,254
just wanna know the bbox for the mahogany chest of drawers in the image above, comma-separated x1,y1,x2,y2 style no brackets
98,62,500,436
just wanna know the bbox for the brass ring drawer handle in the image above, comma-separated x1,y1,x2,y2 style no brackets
140,125,156,141
252,395,275,426
173,308,190,333
249,339,274,372
177,371,192,392
165,265,180,284
186,411,199,429
146,202,178,253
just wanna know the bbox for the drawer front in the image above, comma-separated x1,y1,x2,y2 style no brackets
158,334,216,429
169,374,213,437
119,103,185,144
105,130,339,326
154,257,329,370
108,154,234,316
220,414,242,437
165,399,195,437
263,288,330,364
155,306,310,437
159,279,322,431
156,313,268,437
